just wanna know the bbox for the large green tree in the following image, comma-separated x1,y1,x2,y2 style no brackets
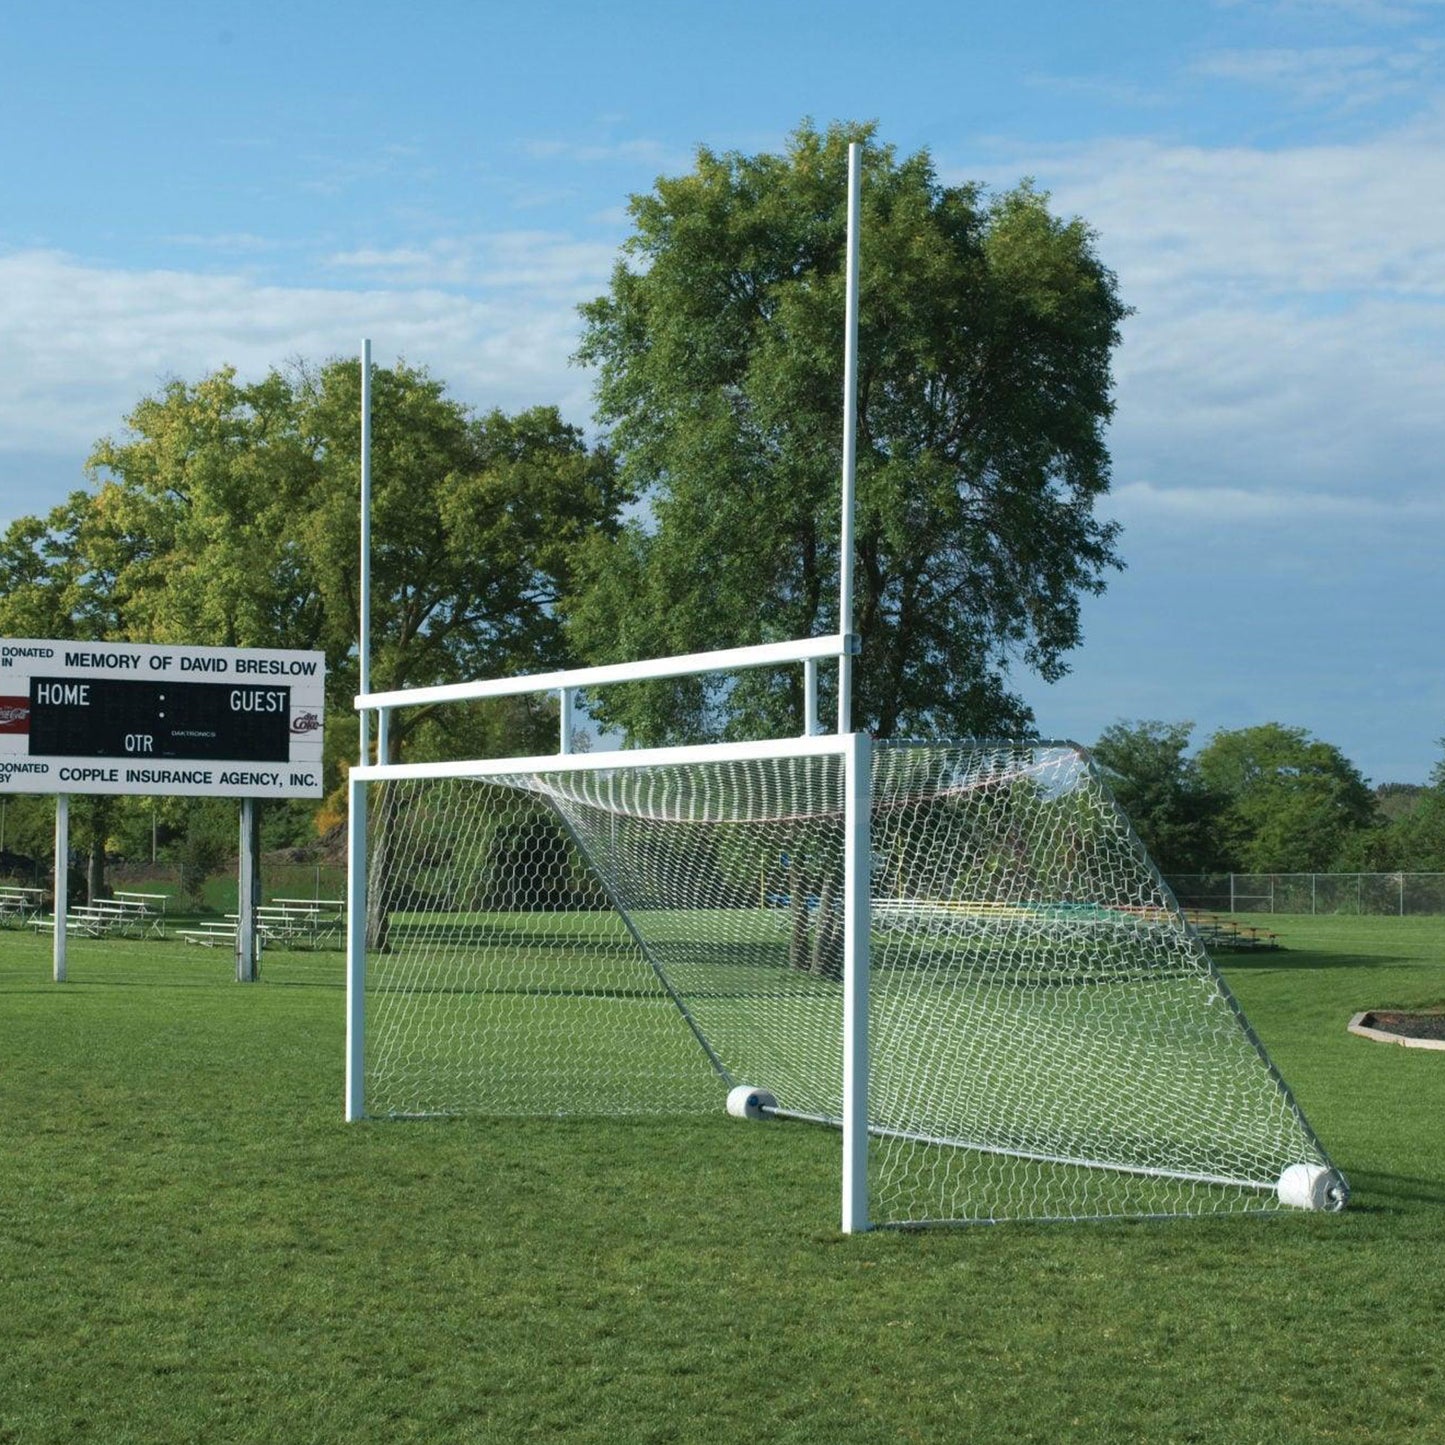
1195,723,1375,872
569,120,1128,744
1091,720,1224,875
1,359,621,766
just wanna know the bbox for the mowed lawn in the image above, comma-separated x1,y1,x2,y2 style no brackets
1,915,1442,1443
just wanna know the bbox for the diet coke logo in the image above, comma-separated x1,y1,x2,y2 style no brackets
290,711,321,735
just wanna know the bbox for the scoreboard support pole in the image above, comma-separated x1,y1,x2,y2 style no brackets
236,798,261,982
53,793,68,983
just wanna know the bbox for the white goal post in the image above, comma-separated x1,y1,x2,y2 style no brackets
346,638,877,1230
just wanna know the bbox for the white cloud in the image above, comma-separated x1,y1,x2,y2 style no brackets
324,231,617,299
161,232,278,253
1036,128,1445,301
0,248,601,462
947,115,1445,506
295,142,432,199
519,136,679,167
1109,293,1445,495
1264,0,1445,26
1193,41,1442,111
1111,479,1445,525
327,244,465,280
1021,72,1171,109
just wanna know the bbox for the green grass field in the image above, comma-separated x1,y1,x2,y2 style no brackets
2,914,1442,1443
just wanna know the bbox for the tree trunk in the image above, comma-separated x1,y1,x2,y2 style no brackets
788,857,811,971
364,777,400,954
86,797,114,902
362,717,411,954
810,874,844,981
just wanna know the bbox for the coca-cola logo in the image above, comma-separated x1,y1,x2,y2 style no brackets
290,711,321,735
0,697,29,734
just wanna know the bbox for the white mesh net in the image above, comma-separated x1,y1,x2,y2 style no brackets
359,740,1343,1224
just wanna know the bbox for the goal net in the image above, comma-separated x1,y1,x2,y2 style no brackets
351,739,1345,1226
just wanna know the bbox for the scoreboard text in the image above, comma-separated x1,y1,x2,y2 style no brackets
30,678,292,763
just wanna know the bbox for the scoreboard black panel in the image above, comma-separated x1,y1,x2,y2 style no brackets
28,677,291,763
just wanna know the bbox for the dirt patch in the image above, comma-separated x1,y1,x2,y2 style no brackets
1366,1010,1445,1041
1349,1010,1445,1050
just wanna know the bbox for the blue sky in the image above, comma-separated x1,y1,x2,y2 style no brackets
2,0,1443,782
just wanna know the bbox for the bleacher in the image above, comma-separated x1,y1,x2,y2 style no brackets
178,898,343,951
177,921,242,949
1187,911,1280,952
0,884,44,927
27,890,168,940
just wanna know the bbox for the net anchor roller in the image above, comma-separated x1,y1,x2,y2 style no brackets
1277,1163,1349,1212
727,1086,778,1120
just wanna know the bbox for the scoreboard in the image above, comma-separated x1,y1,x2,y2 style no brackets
29,677,294,763
0,640,325,798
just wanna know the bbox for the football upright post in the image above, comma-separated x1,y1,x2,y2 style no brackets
838,141,869,1230
344,769,366,1122
841,728,872,1232
348,337,373,1121
837,141,861,736
359,338,373,768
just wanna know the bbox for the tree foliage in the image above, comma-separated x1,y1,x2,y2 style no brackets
569,120,1128,744
1337,742,1445,872
1195,723,1376,873
0,359,621,770
1091,720,1223,875
1089,720,1445,877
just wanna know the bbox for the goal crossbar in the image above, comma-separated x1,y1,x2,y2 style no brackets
355,633,858,715
348,730,853,786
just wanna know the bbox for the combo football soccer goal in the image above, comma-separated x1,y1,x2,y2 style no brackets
344,145,1346,1229
343,636,1347,1229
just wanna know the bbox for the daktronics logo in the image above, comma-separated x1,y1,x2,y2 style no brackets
290,711,321,735
0,697,30,734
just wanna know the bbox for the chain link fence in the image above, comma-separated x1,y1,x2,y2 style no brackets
107,858,346,916
12,851,1445,923
1165,872,1445,916
1,854,345,918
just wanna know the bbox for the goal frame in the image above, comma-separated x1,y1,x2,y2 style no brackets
346,680,875,1232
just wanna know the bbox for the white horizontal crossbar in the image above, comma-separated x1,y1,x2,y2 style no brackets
355,634,858,713
350,731,852,784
